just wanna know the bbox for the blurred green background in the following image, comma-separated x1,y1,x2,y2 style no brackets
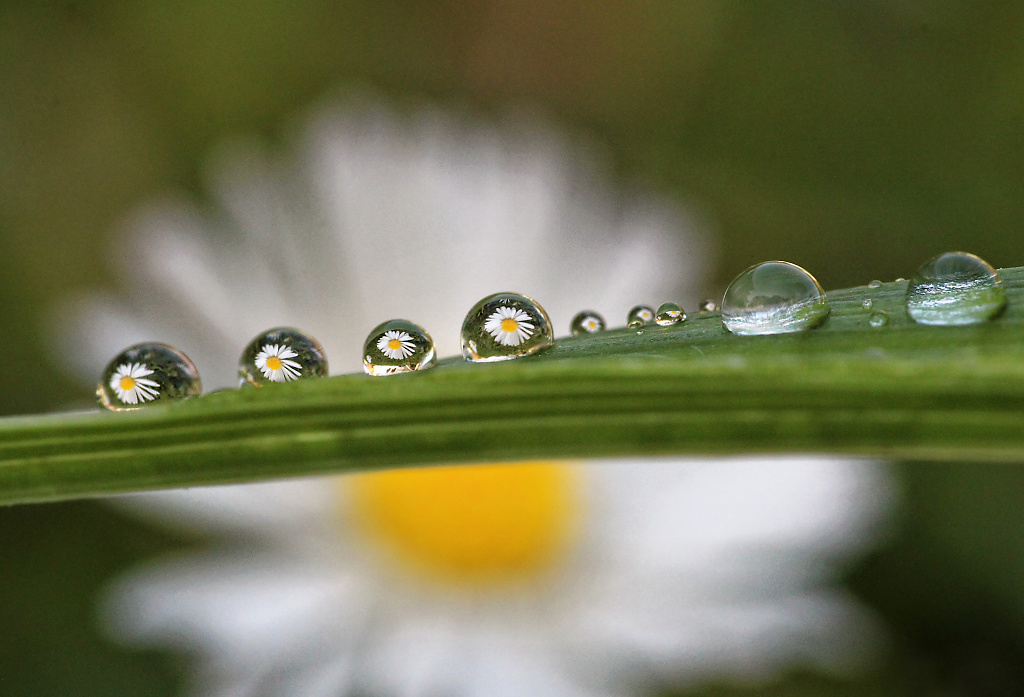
3,2,1024,694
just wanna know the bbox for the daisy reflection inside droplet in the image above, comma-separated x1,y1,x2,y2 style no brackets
98,342,201,411
627,305,655,328
570,310,606,335
239,327,328,387
363,319,436,376
461,292,553,362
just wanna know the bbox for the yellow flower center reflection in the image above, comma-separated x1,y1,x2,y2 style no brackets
348,462,581,586
500,318,519,333
388,339,404,351
119,376,136,391
266,356,283,371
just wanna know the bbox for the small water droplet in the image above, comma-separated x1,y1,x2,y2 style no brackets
699,299,719,312
98,343,201,411
721,261,830,335
895,278,907,283
626,305,655,329
570,310,606,335
869,312,889,328
868,280,882,289
655,302,686,326
239,327,328,387
363,319,436,376
462,292,554,362
861,298,873,310
905,252,1007,326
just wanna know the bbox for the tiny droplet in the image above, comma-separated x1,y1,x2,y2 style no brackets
98,343,201,411
570,310,606,335
239,327,328,387
869,312,889,328
861,298,873,310
363,319,436,376
655,302,686,326
868,280,882,289
699,299,719,313
462,292,554,362
905,252,1007,326
721,261,830,335
626,305,655,329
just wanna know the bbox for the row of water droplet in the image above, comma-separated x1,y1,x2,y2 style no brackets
97,251,1009,411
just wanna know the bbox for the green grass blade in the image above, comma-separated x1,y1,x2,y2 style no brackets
3,270,1024,505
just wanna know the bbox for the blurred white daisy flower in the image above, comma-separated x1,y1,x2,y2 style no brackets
56,96,893,697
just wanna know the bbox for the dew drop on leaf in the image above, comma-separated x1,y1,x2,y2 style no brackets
721,261,830,335
862,299,873,310
570,310,606,335
363,319,436,376
98,343,201,411
238,327,328,387
699,299,719,312
461,293,553,362
905,252,1007,326
626,305,655,329
655,302,686,326
869,312,889,328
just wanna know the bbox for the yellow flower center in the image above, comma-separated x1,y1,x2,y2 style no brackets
501,318,519,333
388,339,404,351
266,356,283,371
119,376,136,391
348,462,580,586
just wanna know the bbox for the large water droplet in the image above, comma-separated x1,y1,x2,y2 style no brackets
363,319,436,376
570,310,606,335
626,305,655,329
98,343,201,411
239,327,328,387
462,293,554,362
721,261,830,336
905,252,1007,326
655,302,686,326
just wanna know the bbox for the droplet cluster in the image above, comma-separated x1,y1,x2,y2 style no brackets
97,249,1016,412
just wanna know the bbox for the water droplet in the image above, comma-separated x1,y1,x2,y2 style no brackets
868,280,882,289
721,261,831,335
462,293,554,362
861,298,873,310
905,252,1007,326
655,302,686,326
895,278,907,283
699,299,719,313
570,310,606,335
363,320,436,376
98,343,201,411
869,312,889,328
626,305,655,329
239,327,329,387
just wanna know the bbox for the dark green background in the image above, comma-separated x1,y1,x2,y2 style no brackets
2,2,1023,694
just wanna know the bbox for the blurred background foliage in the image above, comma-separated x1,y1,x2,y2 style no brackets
2,1,1024,695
